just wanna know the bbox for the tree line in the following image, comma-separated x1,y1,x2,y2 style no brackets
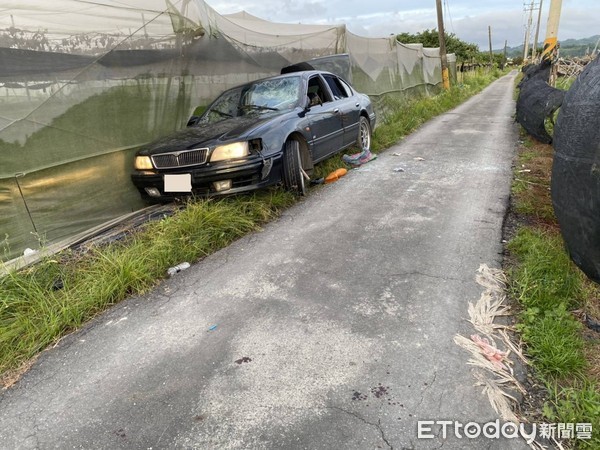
396,29,510,67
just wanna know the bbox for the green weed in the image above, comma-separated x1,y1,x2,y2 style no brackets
518,304,585,378
508,228,584,311
545,382,600,449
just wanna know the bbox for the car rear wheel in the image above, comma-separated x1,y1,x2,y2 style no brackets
283,139,306,196
357,116,371,150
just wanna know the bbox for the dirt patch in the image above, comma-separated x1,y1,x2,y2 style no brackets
511,140,555,228
584,343,600,381
1,355,39,390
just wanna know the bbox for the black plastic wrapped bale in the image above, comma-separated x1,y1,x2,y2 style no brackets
518,63,549,88
516,62,565,144
552,56,600,283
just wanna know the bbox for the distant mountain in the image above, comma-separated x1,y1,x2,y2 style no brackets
495,35,600,58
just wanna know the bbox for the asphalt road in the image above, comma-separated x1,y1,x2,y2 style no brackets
0,72,527,449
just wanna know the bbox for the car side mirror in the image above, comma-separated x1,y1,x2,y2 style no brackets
187,115,200,127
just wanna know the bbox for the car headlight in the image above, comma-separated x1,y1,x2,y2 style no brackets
134,155,154,170
210,142,249,162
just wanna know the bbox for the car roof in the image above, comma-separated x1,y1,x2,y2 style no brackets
252,70,335,84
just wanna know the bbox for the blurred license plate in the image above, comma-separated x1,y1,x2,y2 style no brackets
164,174,192,192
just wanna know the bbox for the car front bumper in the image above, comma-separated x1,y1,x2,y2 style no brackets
131,154,283,200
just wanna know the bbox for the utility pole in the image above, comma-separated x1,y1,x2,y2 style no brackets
532,0,543,61
523,1,534,62
503,40,508,68
541,0,563,62
435,0,450,90
488,26,493,69
141,13,148,40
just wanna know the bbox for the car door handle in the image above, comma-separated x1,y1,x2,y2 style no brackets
355,103,360,107
332,108,339,114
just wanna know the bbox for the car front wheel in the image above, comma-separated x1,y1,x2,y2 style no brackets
282,139,306,196
357,116,372,150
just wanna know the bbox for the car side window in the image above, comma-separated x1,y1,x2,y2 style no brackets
323,75,349,100
338,78,354,97
307,76,332,106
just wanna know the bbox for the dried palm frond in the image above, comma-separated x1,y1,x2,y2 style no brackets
528,440,548,449
468,291,511,335
499,328,530,366
551,436,567,450
476,263,507,291
473,371,519,423
454,264,537,444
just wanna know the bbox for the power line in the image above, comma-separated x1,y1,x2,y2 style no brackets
443,0,455,35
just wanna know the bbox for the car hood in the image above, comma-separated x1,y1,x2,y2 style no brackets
139,114,278,155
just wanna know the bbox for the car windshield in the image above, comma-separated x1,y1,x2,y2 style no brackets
199,76,301,124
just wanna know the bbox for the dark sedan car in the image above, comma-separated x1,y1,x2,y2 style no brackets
131,70,375,200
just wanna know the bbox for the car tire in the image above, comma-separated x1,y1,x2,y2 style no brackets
357,116,372,150
283,139,306,196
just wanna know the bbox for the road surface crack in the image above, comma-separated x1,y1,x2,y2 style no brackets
328,406,393,449
386,271,467,283
414,371,438,411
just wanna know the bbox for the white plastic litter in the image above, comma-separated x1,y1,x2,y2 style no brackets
167,262,191,276
23,248,38,256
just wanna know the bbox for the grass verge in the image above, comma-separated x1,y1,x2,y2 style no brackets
0,191,295,385
1,68,506,386
505,130,600,447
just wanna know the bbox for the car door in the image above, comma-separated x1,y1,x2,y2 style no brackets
322,74,361,148
304,74,344,161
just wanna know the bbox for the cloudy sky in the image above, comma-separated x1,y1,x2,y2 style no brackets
209,0,599,50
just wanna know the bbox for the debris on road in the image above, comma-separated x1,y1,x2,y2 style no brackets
167,262,190,276
208,325,218,331
471,334,509,371
454,265,528,425
414,157,425,161
393,167,405,173
325,168,347,183
235,356,252,364
342,148,377,166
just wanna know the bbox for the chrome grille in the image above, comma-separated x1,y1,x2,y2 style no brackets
151,148,208,169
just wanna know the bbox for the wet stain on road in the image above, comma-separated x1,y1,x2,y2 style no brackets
352,391,368,401
350,384,401,406
235,356,252,364
114,429,126,438
371,384,389,399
